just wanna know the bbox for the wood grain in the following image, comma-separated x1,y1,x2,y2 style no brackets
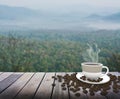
15,73,44,99
68,72,88,99
0,73,22,94
0,73,33,99
34,73,55,99
106,72,120,99
87,90,106,99
0,72,119,99
52,73,69,99
0,72,13,82
0,72,3,75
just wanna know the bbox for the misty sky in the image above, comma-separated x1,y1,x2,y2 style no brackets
0,0,120,15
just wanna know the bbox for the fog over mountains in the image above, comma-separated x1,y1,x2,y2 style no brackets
0,5,38,19
0,4,120,30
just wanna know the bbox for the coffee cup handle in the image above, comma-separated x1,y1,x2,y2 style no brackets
101,66,109,76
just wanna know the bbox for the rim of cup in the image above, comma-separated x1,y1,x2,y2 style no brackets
81,62,103,67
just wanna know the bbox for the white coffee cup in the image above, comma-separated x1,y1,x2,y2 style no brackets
81,62,109,80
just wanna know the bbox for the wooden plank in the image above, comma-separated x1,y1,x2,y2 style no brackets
14,73,45,99
87,88,106,99
0,72,119,99
34,73,55,99
106,72,120,99
0,72,3,75
68,73,88,99
87,72,107,99
86,72,120,99
52,73,69,99
0,72,13,82
0,73,23,94
0,73,34,99
117,72,120,98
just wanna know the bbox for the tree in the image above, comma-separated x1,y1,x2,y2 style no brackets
106,53,120,72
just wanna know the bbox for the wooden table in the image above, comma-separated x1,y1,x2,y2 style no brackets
0,72,119,99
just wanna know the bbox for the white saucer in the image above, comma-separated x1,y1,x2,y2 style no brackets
76,73,110,84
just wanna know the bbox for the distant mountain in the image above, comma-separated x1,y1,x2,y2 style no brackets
1,4,120,30
86,14,103,20
0,5,39,20
87,12,120,22
104,12,120,22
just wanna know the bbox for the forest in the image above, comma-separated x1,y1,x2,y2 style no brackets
0,29,120,72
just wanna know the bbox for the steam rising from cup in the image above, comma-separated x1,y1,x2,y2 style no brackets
82,43,100,62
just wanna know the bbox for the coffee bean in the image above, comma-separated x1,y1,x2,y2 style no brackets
98,78,103,82
67,84,71,87
71,81,74,86
52,83,56,87
61,84,65,87
113,84,118,89
70,87,74,91
52,76,55,79
113,89,119,93
58,79,62,82
107,73,112,77
55,73,120,97
100,91,108,96
87,77,103,82
103,86,110,90
90,91,95,96
54,78,57,80
87,78,93,82
75,93,80,97
83,89,88,94
75,88,80,92
118,76,120,81
110,75,117,81
80,76,86,80
117,85,120,89
62,87,66,90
